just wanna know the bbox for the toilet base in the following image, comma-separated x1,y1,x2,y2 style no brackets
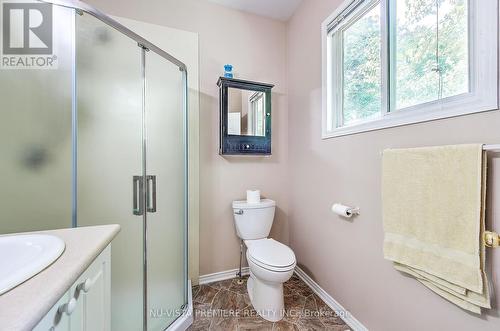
247,271,285,322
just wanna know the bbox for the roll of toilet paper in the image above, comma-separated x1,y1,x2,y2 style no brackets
332,203,357,218
246,190,261,204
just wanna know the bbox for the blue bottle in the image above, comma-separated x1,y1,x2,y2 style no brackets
224,64,233,78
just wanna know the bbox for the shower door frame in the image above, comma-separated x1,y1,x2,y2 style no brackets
41,1,190,330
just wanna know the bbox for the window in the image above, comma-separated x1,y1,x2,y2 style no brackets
342,3,382,126
322,0,498,138
249,92,266,136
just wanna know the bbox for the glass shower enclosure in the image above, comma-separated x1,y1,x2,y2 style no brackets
0,1,188,330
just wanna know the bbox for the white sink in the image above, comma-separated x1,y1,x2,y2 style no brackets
0,234,65,295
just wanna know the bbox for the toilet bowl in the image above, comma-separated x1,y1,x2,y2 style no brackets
232,199,296,322
245,238,296,321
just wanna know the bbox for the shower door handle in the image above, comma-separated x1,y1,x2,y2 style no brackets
146,175,157,213
133,176,144,215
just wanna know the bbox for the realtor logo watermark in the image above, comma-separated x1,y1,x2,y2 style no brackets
1,0,57,69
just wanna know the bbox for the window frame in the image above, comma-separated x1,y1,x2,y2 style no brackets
249,91,266,136
321,0,499,139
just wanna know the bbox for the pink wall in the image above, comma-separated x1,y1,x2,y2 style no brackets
287,0,500,330
82,0,500,328
87,0,289,276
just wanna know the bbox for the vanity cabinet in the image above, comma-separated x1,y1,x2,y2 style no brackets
34,245,111,331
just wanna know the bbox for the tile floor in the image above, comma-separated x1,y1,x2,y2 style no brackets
189,274,351,331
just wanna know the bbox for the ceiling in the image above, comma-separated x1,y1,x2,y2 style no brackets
204,0,303,21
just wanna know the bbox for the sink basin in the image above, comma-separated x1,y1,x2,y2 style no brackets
0,234,65,295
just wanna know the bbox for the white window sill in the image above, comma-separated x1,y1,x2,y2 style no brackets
322,97,498,139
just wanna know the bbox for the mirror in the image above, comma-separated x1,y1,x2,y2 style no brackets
227,88,267,137
218,77,274,155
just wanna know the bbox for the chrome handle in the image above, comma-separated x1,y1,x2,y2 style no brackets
146,175,157,213
133,176,144,215
234,209,244,215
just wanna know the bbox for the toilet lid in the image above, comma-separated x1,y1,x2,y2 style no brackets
247,239,296,268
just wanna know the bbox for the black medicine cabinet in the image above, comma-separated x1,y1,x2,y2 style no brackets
217,77,274,155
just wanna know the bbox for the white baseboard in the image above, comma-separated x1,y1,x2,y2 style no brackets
167,280,193,331
199,267,250,285
294,267,368,331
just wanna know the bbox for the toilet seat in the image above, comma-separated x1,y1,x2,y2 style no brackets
246,239,296,272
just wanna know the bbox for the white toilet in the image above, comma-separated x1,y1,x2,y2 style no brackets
232,199,296,322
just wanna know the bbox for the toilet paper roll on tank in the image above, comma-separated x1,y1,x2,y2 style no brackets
247,190,261,203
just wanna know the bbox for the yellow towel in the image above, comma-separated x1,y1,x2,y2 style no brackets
393,263,466,295
382,144,490,313
394,263,490,309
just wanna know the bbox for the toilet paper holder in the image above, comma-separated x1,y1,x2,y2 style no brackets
346,207,360,216
331,203,360,218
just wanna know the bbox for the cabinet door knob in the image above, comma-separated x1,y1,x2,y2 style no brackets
58,298,77,315
78,278,93,293
77,270,102,293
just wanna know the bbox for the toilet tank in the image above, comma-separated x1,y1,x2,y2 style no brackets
232,199,276,240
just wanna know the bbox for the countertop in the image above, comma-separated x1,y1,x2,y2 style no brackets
0,224,120,331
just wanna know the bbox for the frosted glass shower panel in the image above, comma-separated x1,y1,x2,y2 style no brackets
145,48,186,331
75,12,144,331
0,5,74,234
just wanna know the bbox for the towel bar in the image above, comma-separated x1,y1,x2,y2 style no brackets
380,144,500,156
484,231,500,248
483,146,500,248
483,144,500,151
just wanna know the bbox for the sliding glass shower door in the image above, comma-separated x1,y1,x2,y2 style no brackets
75,13,145,331
145,47,187,331
75,11,187,331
